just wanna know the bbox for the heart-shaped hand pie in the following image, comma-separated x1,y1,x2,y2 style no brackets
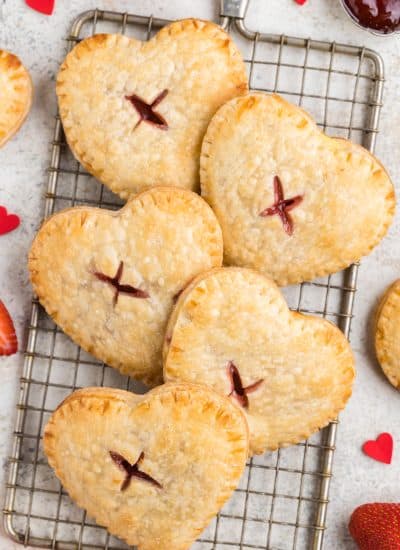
57,19,248,199
29,187,223,386
44,383,249,549
201,93,395,286
0,50,32,147
375,279,400,389
164,267,355,455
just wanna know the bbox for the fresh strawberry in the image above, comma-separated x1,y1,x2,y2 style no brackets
349,503,400,550
0,300,18,356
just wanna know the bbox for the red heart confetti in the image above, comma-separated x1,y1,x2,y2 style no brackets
294,0,308,4
0,206,20,236
362,433,393,464
25,0,55,16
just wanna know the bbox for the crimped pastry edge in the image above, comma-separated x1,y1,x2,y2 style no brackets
375,279,400,390
0,50,33,147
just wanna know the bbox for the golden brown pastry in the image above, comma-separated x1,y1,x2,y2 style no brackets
164,267,355,454
44,383,249,550
29,187,223,386
375,279,400,389
0,50,32,147
57,19,248,198
201,93,395,286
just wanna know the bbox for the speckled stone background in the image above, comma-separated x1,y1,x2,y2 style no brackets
0,0,399,549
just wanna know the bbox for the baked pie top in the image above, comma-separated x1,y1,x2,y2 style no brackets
0,49,32,147
164,267,355,454
201,93,395,286
29,186,223,386
44,383,249,549
375,279,400,390
57,19,248,198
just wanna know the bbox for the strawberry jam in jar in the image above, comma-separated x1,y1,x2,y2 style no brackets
342,0,400,34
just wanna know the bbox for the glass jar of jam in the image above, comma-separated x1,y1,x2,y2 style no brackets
341,0,400,35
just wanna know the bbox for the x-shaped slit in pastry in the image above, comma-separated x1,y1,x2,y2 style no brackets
125,89,169,130
227,361,263,409
110,451,162,491
259,176,303,236
93,261,149,306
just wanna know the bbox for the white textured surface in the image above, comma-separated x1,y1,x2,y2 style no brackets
0,1,399,549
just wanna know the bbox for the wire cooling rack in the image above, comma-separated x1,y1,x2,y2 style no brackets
3,3,385,549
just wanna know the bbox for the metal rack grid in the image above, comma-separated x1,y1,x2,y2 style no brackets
3,5,384,550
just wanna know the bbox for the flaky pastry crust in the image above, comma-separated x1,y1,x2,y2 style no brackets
375,279,400,389
44,383,249,549
29,187,223,386
57,19,248,198
201,93,395,286
0,50,32,147
164,267,355,455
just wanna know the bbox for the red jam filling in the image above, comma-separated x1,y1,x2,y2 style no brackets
109,451,162,491
343,0,400,33
227,361,263,409
259,176,303,236
125,89,169,130
93,261,149,306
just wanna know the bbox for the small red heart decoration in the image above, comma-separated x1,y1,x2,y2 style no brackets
294,0,308,5
363,433,393,464
0,206,20,236
25,0,55,15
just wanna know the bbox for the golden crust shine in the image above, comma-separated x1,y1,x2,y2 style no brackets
375,279,400,389
28,186,223,386
44,383,249,550
200,93,395,286
164,267,355,455
57,19,248,198
0,50,32,147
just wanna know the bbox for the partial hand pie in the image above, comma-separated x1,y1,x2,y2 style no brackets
29,187,223,386
57,19,248,199
164,267,355,455
0,50,32,147
375,279,400,390
44,383,249,550
201,93,395,286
